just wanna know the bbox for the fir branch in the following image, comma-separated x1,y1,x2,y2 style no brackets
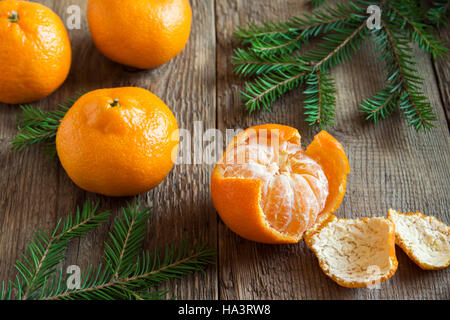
1,202,215,300
103,202,151,279
427,0,450,28
305,21,368,71
376,21,436,130
386,1,448,59
303,70,337,128
360,85,399,122
234,2,365,55
309,0,330,7
241,68,309,112
233,48,309,77
233,0,447,131
10,91,86,156
12,202,110,300
43,240,214,300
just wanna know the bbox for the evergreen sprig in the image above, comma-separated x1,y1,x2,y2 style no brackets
385,1,448,59
234,2,365,56
104,202,151,279
241,68,309,112
309,0,331,8
304,70,337,128
365,21,437,130
427,1,450,28
0,202,215,300
233,0,448,131
4,202,110,300
11,91,86,156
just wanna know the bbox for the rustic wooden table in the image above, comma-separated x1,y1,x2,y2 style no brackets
0,0,449,300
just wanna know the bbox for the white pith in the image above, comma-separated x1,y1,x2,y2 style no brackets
388,209,450,269
309,217,396,285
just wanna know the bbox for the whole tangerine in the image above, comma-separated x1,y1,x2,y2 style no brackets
0,0,72,104
87,0,192,69
56,87,179,197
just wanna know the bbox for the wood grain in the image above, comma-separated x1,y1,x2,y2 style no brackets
0,0,449,300
215,0,449,299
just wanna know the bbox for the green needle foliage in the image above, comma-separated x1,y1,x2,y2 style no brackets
0,202,215,300
309,0,331,8
11,91,86,156
304,70,337,127
361,20,437,130
427,0,450,27
233,0,448,131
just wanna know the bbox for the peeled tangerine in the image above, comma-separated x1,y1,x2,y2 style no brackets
388,209,450,270
211,124,350,244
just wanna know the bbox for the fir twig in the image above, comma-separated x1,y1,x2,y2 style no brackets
386,1,448,59
304,70,337,128
103,202,151,279
42,240,214,300
241,68,309,112
0,202,215,300
234,2,365,55
233,49,309,76
232,0,447,131
12,202,110,300
360,85,399,122
374,21,437,130
427,0,450,28
306,21,368,71
11,91,86,156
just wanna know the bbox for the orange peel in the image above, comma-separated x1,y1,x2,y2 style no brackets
305,215,398,288
387,209,450,270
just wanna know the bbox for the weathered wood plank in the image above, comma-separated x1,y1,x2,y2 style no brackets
0,0,217,299
215,0,449,299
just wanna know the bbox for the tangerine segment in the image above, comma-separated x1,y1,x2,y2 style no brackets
305,130,350,217
211,124,329,244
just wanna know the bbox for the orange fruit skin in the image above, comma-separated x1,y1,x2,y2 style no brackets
56,87,179,197
211,124,349,244
0,0,72,104
87,0,192,69
305,130,350,218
